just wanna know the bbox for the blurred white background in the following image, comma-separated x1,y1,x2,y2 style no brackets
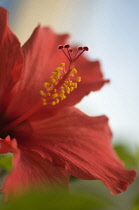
0,0,139,148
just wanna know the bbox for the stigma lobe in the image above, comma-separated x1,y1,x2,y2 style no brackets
58,44,89,63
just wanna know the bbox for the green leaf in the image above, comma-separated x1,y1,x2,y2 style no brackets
1,189,108,210
133,193,139,210
0,154,12,171
70,175,78,181
114,144,136,169
135,148,139,170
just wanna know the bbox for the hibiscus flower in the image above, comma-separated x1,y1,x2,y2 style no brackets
0,7,136,199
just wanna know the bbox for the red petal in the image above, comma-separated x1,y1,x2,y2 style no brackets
5,26,108,120
5,26,69,120
0,7,23,112
29,57,109,119
27,107,136,194
76,57,109,91
0,136,17,154
2,145,70,199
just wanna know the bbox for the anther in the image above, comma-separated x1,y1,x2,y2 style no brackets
60,63,65,67
40,62,82,106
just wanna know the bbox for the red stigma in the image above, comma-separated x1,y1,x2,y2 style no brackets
58,44,89,63
64,44,70,48
83,46,89,51
69,49,73,53
78,47,83,50
58,45,63,49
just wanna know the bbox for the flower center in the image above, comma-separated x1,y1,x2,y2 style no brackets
1,45,88,135
40,45,89,106
40,63,81,106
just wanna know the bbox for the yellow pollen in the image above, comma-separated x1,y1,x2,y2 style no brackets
72,68,77,74
74,83,78,88
70,87,74,91
59,90,65,94
56,98,60,104
43,102,47,106
66,87,70,94
47,93,51,96
42,98,47,102
40,90,46,97
48,87,53,91
40,62,81,106
54,89,57,92
52,101,57,105
60,63,65,67
76,77,81,82
44,82,49,88
52,93,58,98
60,94,66,100
56,67,62,71
50,78,56,83
52,72,57,75
63,84,69,88
69,81,73,86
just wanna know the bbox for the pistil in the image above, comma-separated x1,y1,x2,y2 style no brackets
58,44,89,62
39,44,89,106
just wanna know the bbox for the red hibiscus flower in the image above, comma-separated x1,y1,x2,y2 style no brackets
0,7,136,199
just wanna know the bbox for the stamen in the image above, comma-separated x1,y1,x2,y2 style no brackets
40,44,88,106
40,63,81,106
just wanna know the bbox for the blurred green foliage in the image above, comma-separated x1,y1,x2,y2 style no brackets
135,148,139,170
114,144,137,169
133,193,139,210
1,189,108,210
0,154,12,171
